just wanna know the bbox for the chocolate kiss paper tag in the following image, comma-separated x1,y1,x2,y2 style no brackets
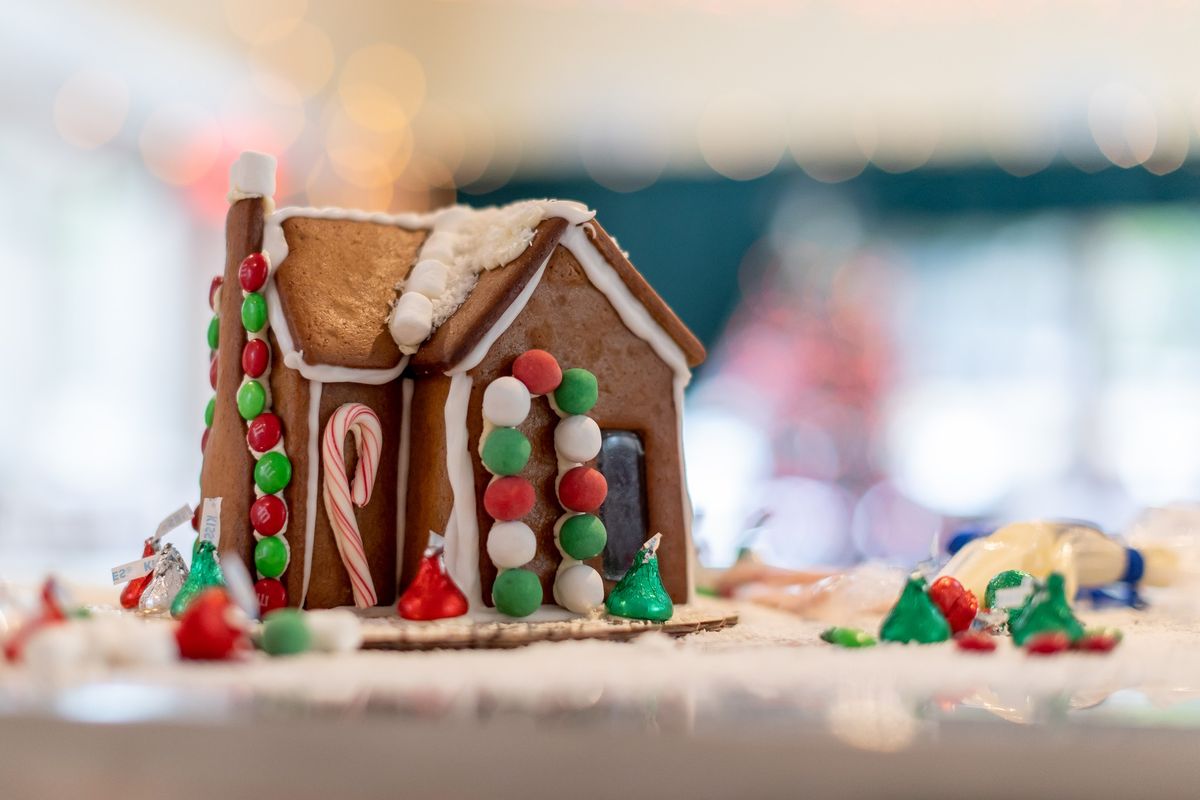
110,503,197,584
199,497,223,546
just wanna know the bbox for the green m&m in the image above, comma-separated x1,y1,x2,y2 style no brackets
492,568,542,617
207,315,220,350
255,535,289,579
237,380,266,420
254,451,293,494
481,427,531,476
261,609,311,656
559,514,606,560
241,293,267,333
820,626,877,648
204,396,216,427
554,368,598,415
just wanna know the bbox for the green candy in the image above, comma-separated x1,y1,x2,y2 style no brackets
255,535,289,578
207,315,220,350
559,514,607,560
261,609,311,656
879,574,951,644
492,568,543,617
553,368,598,415
606,536,673,622
1009,572,1084,646
481,427,531,476
237,380,266,420
171,540,226,618
241,293,268,333
204,396,216,428
984,569,1035,630
820,626,877,648
254,451,293,494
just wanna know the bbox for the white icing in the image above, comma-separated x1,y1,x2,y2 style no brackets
486,521,537,569
395,378,414,593
556,563,605,613
388,292,434,353
227,151,276,202
405,259,448,298
451,258,549,375
299,380,323,608
554,415,602,463
482,376,531,427
442,373,482,608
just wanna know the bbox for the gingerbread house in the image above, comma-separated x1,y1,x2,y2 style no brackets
200,153,705,616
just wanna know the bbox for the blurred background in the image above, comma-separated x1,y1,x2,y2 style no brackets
4,0,1200,579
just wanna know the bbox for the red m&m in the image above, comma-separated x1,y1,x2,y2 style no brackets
255,579,288,616
209,355,219,389
238,253,269,293
484,476,535,521
250,494,287,535
242,339,269,377
201,427,210,454
558,466,607,512
209,276,223,310
247,412,283,453
512,349,562,395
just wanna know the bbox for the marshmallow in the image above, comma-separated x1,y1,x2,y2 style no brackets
388,292,434,350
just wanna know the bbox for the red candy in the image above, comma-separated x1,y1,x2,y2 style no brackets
120,540,157,609
398,547,468,621
250,494,287,535
209,355,219,389
201,427,210,453
928,576,979,634
246,412,283,453
176,589,247,661
483,476,535,521
254,578,288,616
238,253,269,293
1025,631,1070,655
209,276,223,310
558,466,608,512
512,349,562,395
1075,631,1121,653
954,630,996,653
242,339,269,378
192,504,202,531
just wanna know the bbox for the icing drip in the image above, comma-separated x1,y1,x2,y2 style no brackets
443,374,482,608
321,403,384,609
299,380,323,608
395,378,414,593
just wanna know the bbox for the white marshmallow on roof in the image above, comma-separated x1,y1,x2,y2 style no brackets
228,151,277,200
406,259,449,299
388,292,434,350
483,376,531,427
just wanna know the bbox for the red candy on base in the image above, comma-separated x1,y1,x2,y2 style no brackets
4,578,69,663
954,630,996,653
242,339,269,378
208,276,223,311
1076,630,1122,653
483,476,535,521
201,427,210,454
176,589,247,661
1025,631,1071,656
398,543,468,621
246,412,283,453
558,466,608,513
119,540,158,609
249,494,287,535
512,349,562,395
238,253,269,293
254,578,288,616
209,356,219,390
928,576,979,634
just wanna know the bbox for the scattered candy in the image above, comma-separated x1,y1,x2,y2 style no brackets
249,494,287,535
1025,631,1071,655
928,576,978,634
483,476,535,521
207,315,220,350
984,569,1035,629
241,293,267,332
555,563,605,613
554,415,602,463
119,539,159,609
606,533,673,622
171,540,226,618
879,574,951,644
138,543,189,615
492,568,543,618
554,368,598,415
486,521,538,569
558,466,608,513
820,626,877,648
260,608,312,656
954,630,997,653
1009,572,1084,647
254,451,293,494
246,412,283,453
1075,627,1123,653
242,338,269,378
254,536,289,579
306,609,362,653
397,538,469,621
237,379,266,420
3,578,68,663
512,349,562,395
238,253,268,293
559,514,607,561
482,376,531,427
175,589,246,660
481,427,531,476
254,578,288,616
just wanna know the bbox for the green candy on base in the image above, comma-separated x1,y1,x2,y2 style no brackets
481,427,531,476
255,536,289,579
984,569,1035,630
254,452,293,494
606,533,673,622
1009,572,1084,646
207,315,220,349
879,574,951,644
171,540,226,618
492,568,542,617
237,380,266,420
204,396,216,428
241,293,268,332
261,609,312,656
821,626,877,648
559,514,606,561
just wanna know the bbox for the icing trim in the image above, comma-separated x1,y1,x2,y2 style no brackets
396,378,414,593
299,379,323,608
450,259,550,375
442,373,482,608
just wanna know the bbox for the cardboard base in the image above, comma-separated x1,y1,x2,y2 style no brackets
358,603,738,650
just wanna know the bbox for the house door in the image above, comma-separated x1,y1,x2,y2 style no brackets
595,430,649,580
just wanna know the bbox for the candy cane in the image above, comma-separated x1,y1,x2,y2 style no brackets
321,403,383,608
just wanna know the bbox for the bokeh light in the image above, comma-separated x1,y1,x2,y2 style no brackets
139,104,223,185
1089,83,1158,168
697,92,786,180
223,0,307,45
53,68,130,150
249,20,335,98
338,44,426,134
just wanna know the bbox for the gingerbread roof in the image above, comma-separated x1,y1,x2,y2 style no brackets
261,200,705,382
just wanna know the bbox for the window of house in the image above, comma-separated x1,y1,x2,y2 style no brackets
596,430,649,579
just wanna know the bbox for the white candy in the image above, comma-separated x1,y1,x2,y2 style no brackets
388,292,434,349
86,615,177,667
306,609,362,653
406,259,448,299
228,151,277,200
487,521,537,568
554,415,602,463
23,623,96,681
556,564,605,613
483,376,531,427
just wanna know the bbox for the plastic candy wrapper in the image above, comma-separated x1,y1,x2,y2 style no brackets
717,559,906,622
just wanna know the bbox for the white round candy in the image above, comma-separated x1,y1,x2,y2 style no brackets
86,615,178,666
487,521,537,568
554,415,602,463
24,623,96,680
556,564,604,613
483,376,531,427
388,292,434,348
406,259,448,299
305,609,362,653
